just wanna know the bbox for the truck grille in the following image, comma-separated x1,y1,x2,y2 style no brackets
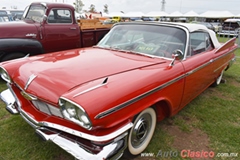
32,100,63,118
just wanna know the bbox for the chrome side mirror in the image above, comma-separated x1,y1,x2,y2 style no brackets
43,15,47,21
169,49,184,66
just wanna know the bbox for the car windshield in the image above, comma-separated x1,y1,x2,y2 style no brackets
97,24,186,58
23,4,46,22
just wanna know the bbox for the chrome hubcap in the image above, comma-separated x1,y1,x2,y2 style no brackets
131,113,151,148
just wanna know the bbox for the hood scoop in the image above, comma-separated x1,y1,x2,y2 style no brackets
73,77,108,98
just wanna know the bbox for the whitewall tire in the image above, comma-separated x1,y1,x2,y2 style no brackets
126,107,157,156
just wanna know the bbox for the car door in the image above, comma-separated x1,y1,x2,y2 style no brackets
180,31,215,107
42,8,80,53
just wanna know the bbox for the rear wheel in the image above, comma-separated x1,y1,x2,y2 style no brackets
124,108,156,158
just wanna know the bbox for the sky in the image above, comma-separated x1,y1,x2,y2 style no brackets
1,0,240,15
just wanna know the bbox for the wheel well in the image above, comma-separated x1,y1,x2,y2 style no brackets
153,100,171,121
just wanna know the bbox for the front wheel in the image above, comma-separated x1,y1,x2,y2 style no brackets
124,108,156,158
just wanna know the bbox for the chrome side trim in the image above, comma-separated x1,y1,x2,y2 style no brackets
95,74,185,119
73,77,108,98
186,60,212,76
214,49,237,61
214,61,229,73
24,74,37,90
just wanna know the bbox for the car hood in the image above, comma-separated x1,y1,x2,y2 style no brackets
12,48,166,103
0,20,39,39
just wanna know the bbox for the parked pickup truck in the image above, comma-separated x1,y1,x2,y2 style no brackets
218,19,240,37
0,2,111,62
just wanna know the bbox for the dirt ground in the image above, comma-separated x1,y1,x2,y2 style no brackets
122,115,212,160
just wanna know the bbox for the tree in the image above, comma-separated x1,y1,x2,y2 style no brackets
89,4,96,12
73,0,84,13
103,4,109,14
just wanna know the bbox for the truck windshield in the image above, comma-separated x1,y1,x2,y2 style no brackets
23,5,46,22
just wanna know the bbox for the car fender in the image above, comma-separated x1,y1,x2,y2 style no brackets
0,38,44,59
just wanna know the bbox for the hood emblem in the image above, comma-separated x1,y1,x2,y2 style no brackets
26,33,37,38
24,74,37,90
21,91,37,101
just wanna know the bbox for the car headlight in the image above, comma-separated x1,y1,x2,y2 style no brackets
0,67,12,83
59,97,92,130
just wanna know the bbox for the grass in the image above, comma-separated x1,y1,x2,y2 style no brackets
0,37,239,160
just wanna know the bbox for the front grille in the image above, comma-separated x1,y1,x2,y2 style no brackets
32,100,63,118
13,82,63,118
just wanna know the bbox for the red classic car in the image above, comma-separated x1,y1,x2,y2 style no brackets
0,22,237,160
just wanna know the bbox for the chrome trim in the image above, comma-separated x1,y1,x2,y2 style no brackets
95,74,185,119
21,109,39,125
25,33,37,38
21,91,37,100
186,60,212,75
186,49,235,75
24,74,37,90
0,67,12,83
214,62,228,73
35,128,127,160
215,48,237,61
59,97,93,130
20,112,39,129
73,77,108,98
19,106,133,142
0,89,19,114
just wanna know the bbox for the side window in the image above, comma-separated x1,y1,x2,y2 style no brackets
47,9,72,24
188,32,213,56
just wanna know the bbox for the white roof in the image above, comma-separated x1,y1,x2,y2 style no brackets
225,18,240,22
160,22,221,48
183,10,199,17
199,11,234,18
168,11,183,17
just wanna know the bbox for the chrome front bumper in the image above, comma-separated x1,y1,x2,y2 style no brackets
218,32,239,37
0,88,131,160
